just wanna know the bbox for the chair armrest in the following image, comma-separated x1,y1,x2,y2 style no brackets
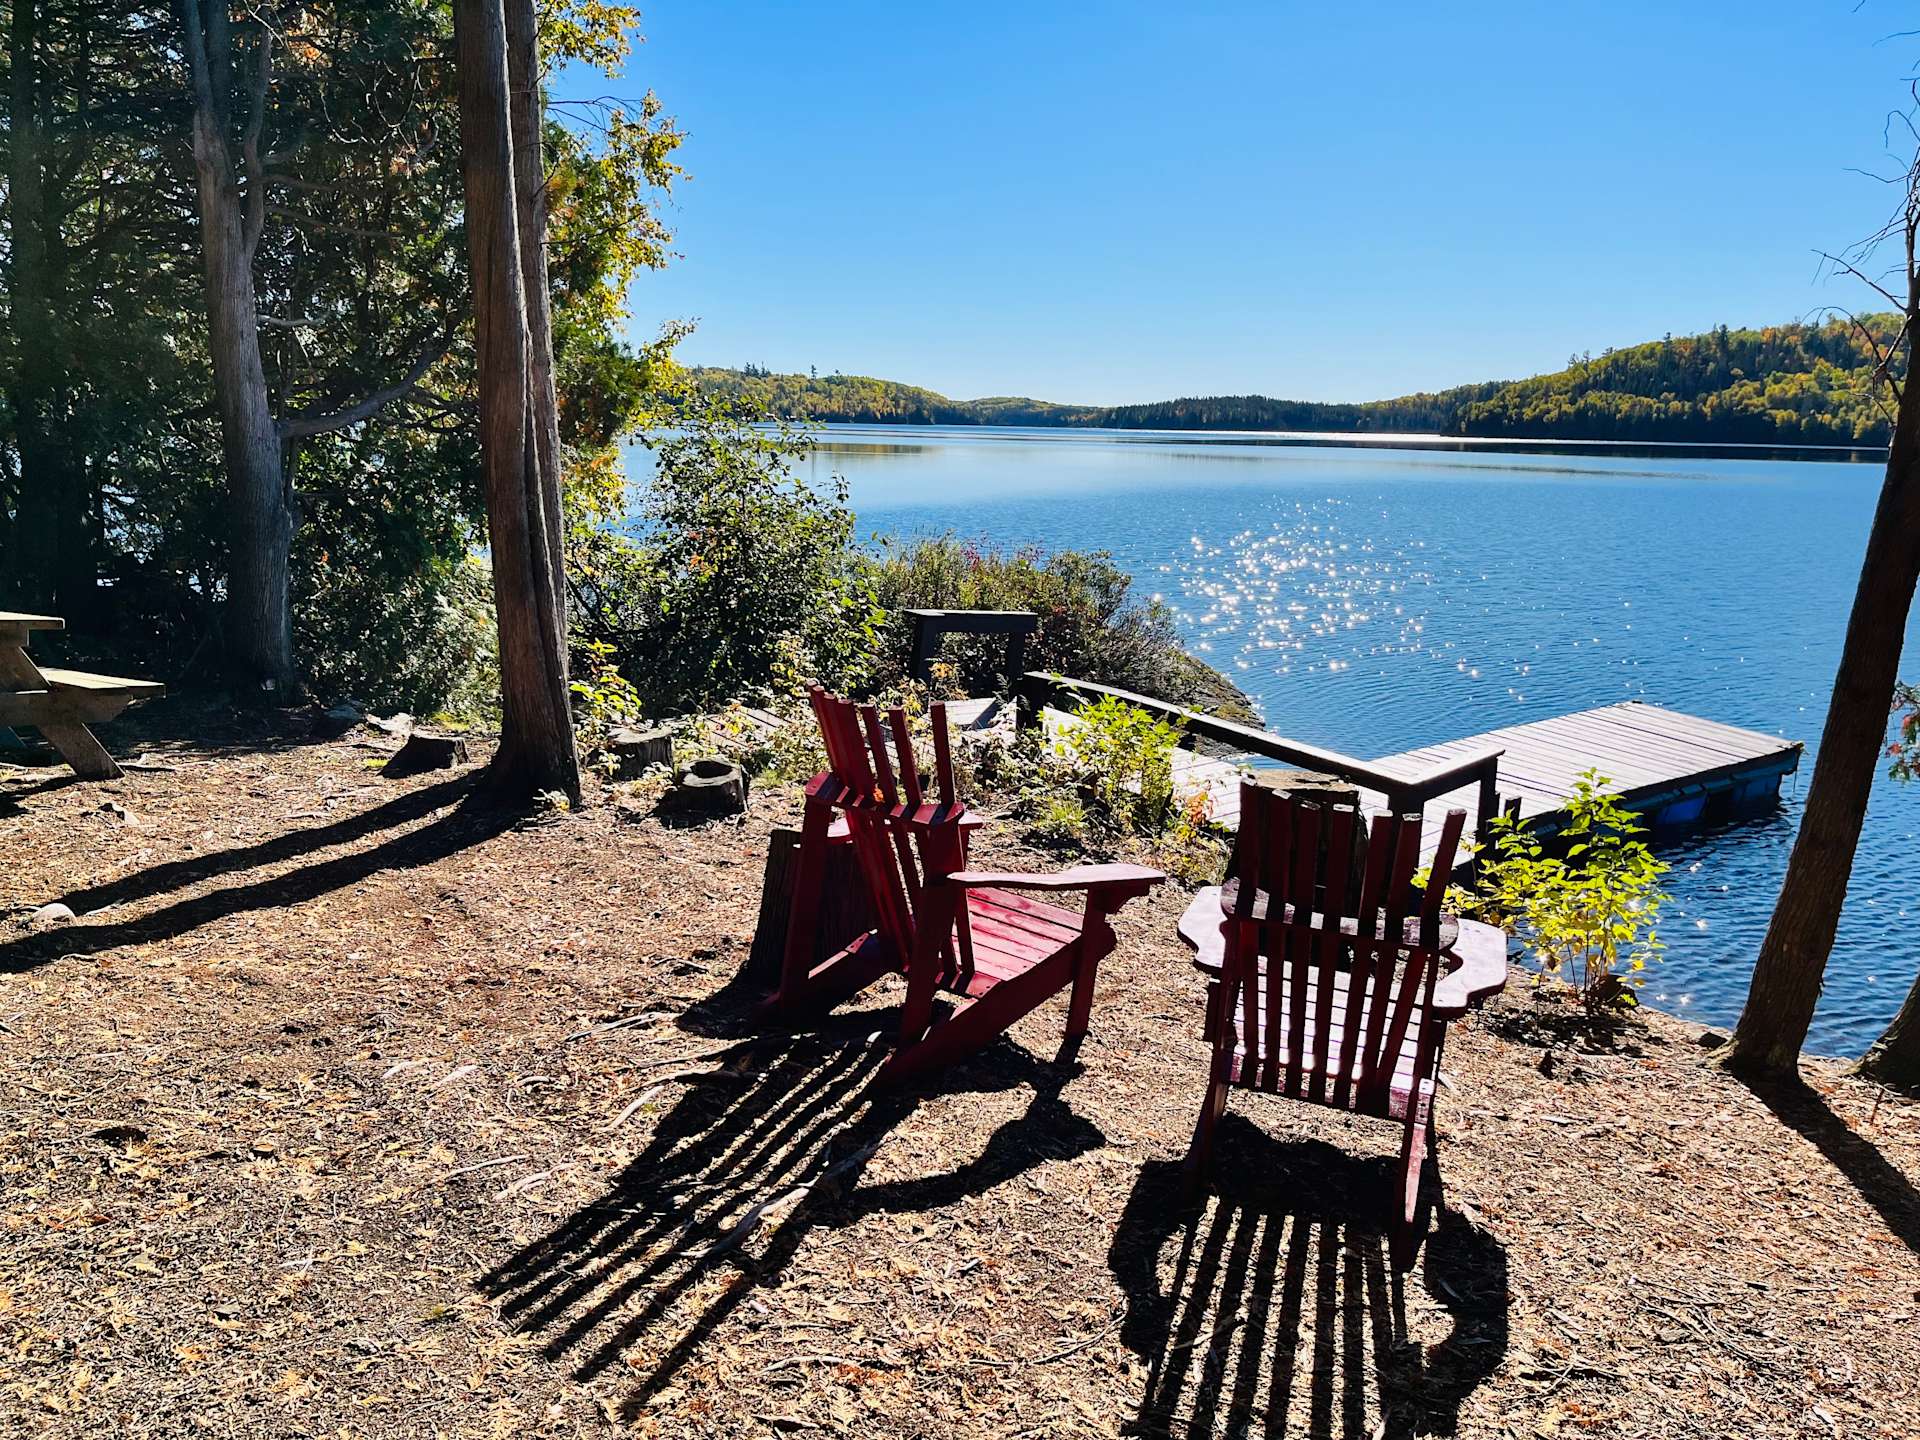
947,863,1164,897
1432,918,1509,1016
1177,887,1228,971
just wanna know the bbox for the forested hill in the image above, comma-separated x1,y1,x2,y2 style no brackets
693,316,1903,446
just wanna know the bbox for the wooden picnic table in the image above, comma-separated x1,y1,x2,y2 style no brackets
0,612,164,780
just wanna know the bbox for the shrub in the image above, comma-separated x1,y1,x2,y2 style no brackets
971,696,1186,840
567,390,883,716
1160,788,1231,886
1477,769,1669,1014
1056,693,1185,835
861,536,1248,715
569,638,647,761
297,548,496,719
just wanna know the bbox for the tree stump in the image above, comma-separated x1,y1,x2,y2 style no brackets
665,757,748,817
1235,769,1369,905
607,725,673,779
745,826,877,990
381,732,470,778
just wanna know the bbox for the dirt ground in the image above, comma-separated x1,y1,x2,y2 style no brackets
2,703,1918,1439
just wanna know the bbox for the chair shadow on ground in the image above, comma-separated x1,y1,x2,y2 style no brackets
478,1014,1105,1423
1109,1117,1509,1440
0,774,511,975
1736,1074,1920,1256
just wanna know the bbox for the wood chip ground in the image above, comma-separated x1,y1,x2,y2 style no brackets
1,704,1915,1438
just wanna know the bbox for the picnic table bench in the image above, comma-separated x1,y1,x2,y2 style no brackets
0,612,164,780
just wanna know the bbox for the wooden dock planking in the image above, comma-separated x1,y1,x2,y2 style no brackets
1045,699,1801,869
1369,702,1800,861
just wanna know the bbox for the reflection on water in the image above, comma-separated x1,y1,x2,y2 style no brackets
790,423,1918,1058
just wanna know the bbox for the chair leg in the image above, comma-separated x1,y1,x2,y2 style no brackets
1064,942,1100,1042
1391,1115,1430,1272
771,802,835,1014
1182,1074,1229,1202
1064,911,1117,1044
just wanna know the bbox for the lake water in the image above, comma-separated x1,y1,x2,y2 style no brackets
793,424,1919,1058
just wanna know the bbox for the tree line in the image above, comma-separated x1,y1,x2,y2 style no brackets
695,315,1904,447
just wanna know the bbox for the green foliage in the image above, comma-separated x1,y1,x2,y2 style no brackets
568,639,647,763
1057,694,1185,835
298,547,497,721
688,367,1096,426
1160,789,1232,886
968,709,1228,881
694,314,1906,446
567,386,884,716
1891,683,1920,782
291,423,488,715
1477,770,1670,1015
0,1,681,721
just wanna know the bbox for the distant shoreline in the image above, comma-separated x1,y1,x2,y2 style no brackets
799,420,1886,465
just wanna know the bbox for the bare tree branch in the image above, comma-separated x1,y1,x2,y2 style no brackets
275,331,455,439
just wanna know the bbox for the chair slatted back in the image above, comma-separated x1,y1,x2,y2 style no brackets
1225,781,1467,1112
805,688,967,971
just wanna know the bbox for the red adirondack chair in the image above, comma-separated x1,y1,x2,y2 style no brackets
1176,781,1507,1268
773,688,1165,1084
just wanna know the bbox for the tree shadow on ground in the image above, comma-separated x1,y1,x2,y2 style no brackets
0,769,83,819
1109,1118,1509,1439
1736,1074,1920,1256
46,773,479,917
0,775,514,974
479,1019,1104,1422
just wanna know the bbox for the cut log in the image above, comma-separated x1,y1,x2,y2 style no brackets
746,826,879,991
381,732,471,778
607,725,673,778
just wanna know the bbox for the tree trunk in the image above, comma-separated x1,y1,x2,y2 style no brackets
181,0,297,697
452,0,581,803
1723,366,1920,1079
5,0,90,621
503,0,567,627
1857,971,1920,1090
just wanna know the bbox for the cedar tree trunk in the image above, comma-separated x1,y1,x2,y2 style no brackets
452,0,581,802
1858,972,1920,1090
180,0,296,696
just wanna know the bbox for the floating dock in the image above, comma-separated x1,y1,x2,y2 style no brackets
1369,701,1803,839
1005,684,1803,868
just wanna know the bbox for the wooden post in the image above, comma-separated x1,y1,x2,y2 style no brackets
909,613,936,682
1473,771,1502,879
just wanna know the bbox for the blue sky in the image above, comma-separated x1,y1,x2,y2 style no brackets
575,1,1920,404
